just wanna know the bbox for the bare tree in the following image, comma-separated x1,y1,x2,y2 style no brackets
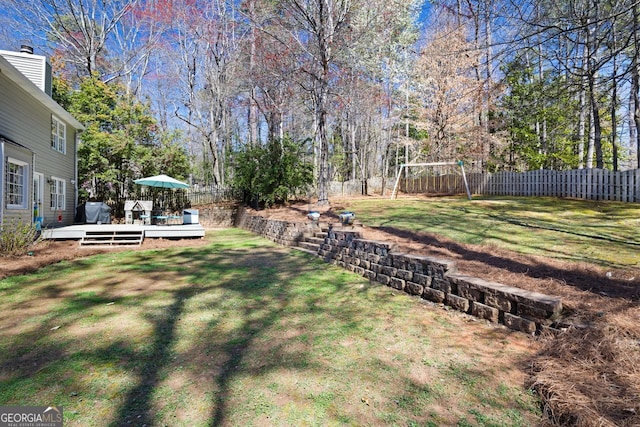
632,3,640,168
414,20,484,161
154,0,242,186
5,0,146,83
274,0,353,205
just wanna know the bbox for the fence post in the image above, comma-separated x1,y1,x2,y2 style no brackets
560,170,564,198
586,169,591,200
568,170,573,198
511,171,516,196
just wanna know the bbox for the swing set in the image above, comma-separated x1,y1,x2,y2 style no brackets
390,161,472,200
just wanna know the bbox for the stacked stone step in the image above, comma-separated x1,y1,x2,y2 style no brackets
237,213,322,247
298,236,324,253
296,222,334,255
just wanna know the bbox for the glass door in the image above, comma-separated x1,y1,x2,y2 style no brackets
33,172,44,227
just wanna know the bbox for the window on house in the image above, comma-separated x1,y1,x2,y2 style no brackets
7,158,28,209
51,115,66,153
50,177,65,211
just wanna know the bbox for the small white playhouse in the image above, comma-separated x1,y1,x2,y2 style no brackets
124,200,153,224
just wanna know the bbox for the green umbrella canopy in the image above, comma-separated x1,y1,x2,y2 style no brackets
134,174,189,189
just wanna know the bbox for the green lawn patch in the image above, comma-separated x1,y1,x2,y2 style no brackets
0,229,541,426
343,196,640,268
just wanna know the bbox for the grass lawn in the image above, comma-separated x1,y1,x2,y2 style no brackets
0,229,541,426
342,195,640,269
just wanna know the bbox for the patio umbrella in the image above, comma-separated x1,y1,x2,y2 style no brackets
134,174,189,211
133,174,189,189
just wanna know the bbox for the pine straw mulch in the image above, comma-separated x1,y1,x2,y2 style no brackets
0,237,211,280
256,199,640,427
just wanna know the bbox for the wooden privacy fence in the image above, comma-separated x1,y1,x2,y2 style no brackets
400,168,640,202
399,173,469,195
178,170,640,204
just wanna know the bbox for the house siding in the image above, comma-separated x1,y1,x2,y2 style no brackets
0,69,78,227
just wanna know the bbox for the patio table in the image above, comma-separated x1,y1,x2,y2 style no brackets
152,214,169,225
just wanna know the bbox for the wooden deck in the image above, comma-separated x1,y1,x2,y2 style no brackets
42,223,206,243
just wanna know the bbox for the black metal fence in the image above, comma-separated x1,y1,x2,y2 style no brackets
183,186,242,206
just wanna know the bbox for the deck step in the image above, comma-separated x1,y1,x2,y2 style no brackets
80,230,144,246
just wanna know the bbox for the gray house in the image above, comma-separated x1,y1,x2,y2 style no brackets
0,47,84,228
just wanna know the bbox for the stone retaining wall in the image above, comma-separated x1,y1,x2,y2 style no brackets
235,207,322,247
236,209,563,334
194,203,239,228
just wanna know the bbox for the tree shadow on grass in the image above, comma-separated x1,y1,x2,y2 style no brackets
110,286,197,426
0,233,552,426
375,225,640,301
203,250,337,426
106,241,353,426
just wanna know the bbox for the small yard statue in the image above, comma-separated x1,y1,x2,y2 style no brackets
338,211,355,225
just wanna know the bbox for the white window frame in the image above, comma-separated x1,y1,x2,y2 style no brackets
50,176,65,211
6,157,29,209
51,115,66,154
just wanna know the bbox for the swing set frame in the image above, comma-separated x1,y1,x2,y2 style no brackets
390,161,472,200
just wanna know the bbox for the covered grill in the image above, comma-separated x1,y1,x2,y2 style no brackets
76,202,111,224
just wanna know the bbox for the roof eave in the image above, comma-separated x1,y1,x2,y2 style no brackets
0,55,84,131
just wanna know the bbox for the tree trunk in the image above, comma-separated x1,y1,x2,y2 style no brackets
317,51,331,205
248,0,260,145
317,105,330,205
589,73,603,169
634,5,640,169
587,107,594,169
634,68,640,169
351,123,357,181
578,73,586,169
611,28,618,171
249,88,259,145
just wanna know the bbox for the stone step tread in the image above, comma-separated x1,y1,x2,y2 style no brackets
304,236,324,244
298,241,320,251
293,246,320,256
